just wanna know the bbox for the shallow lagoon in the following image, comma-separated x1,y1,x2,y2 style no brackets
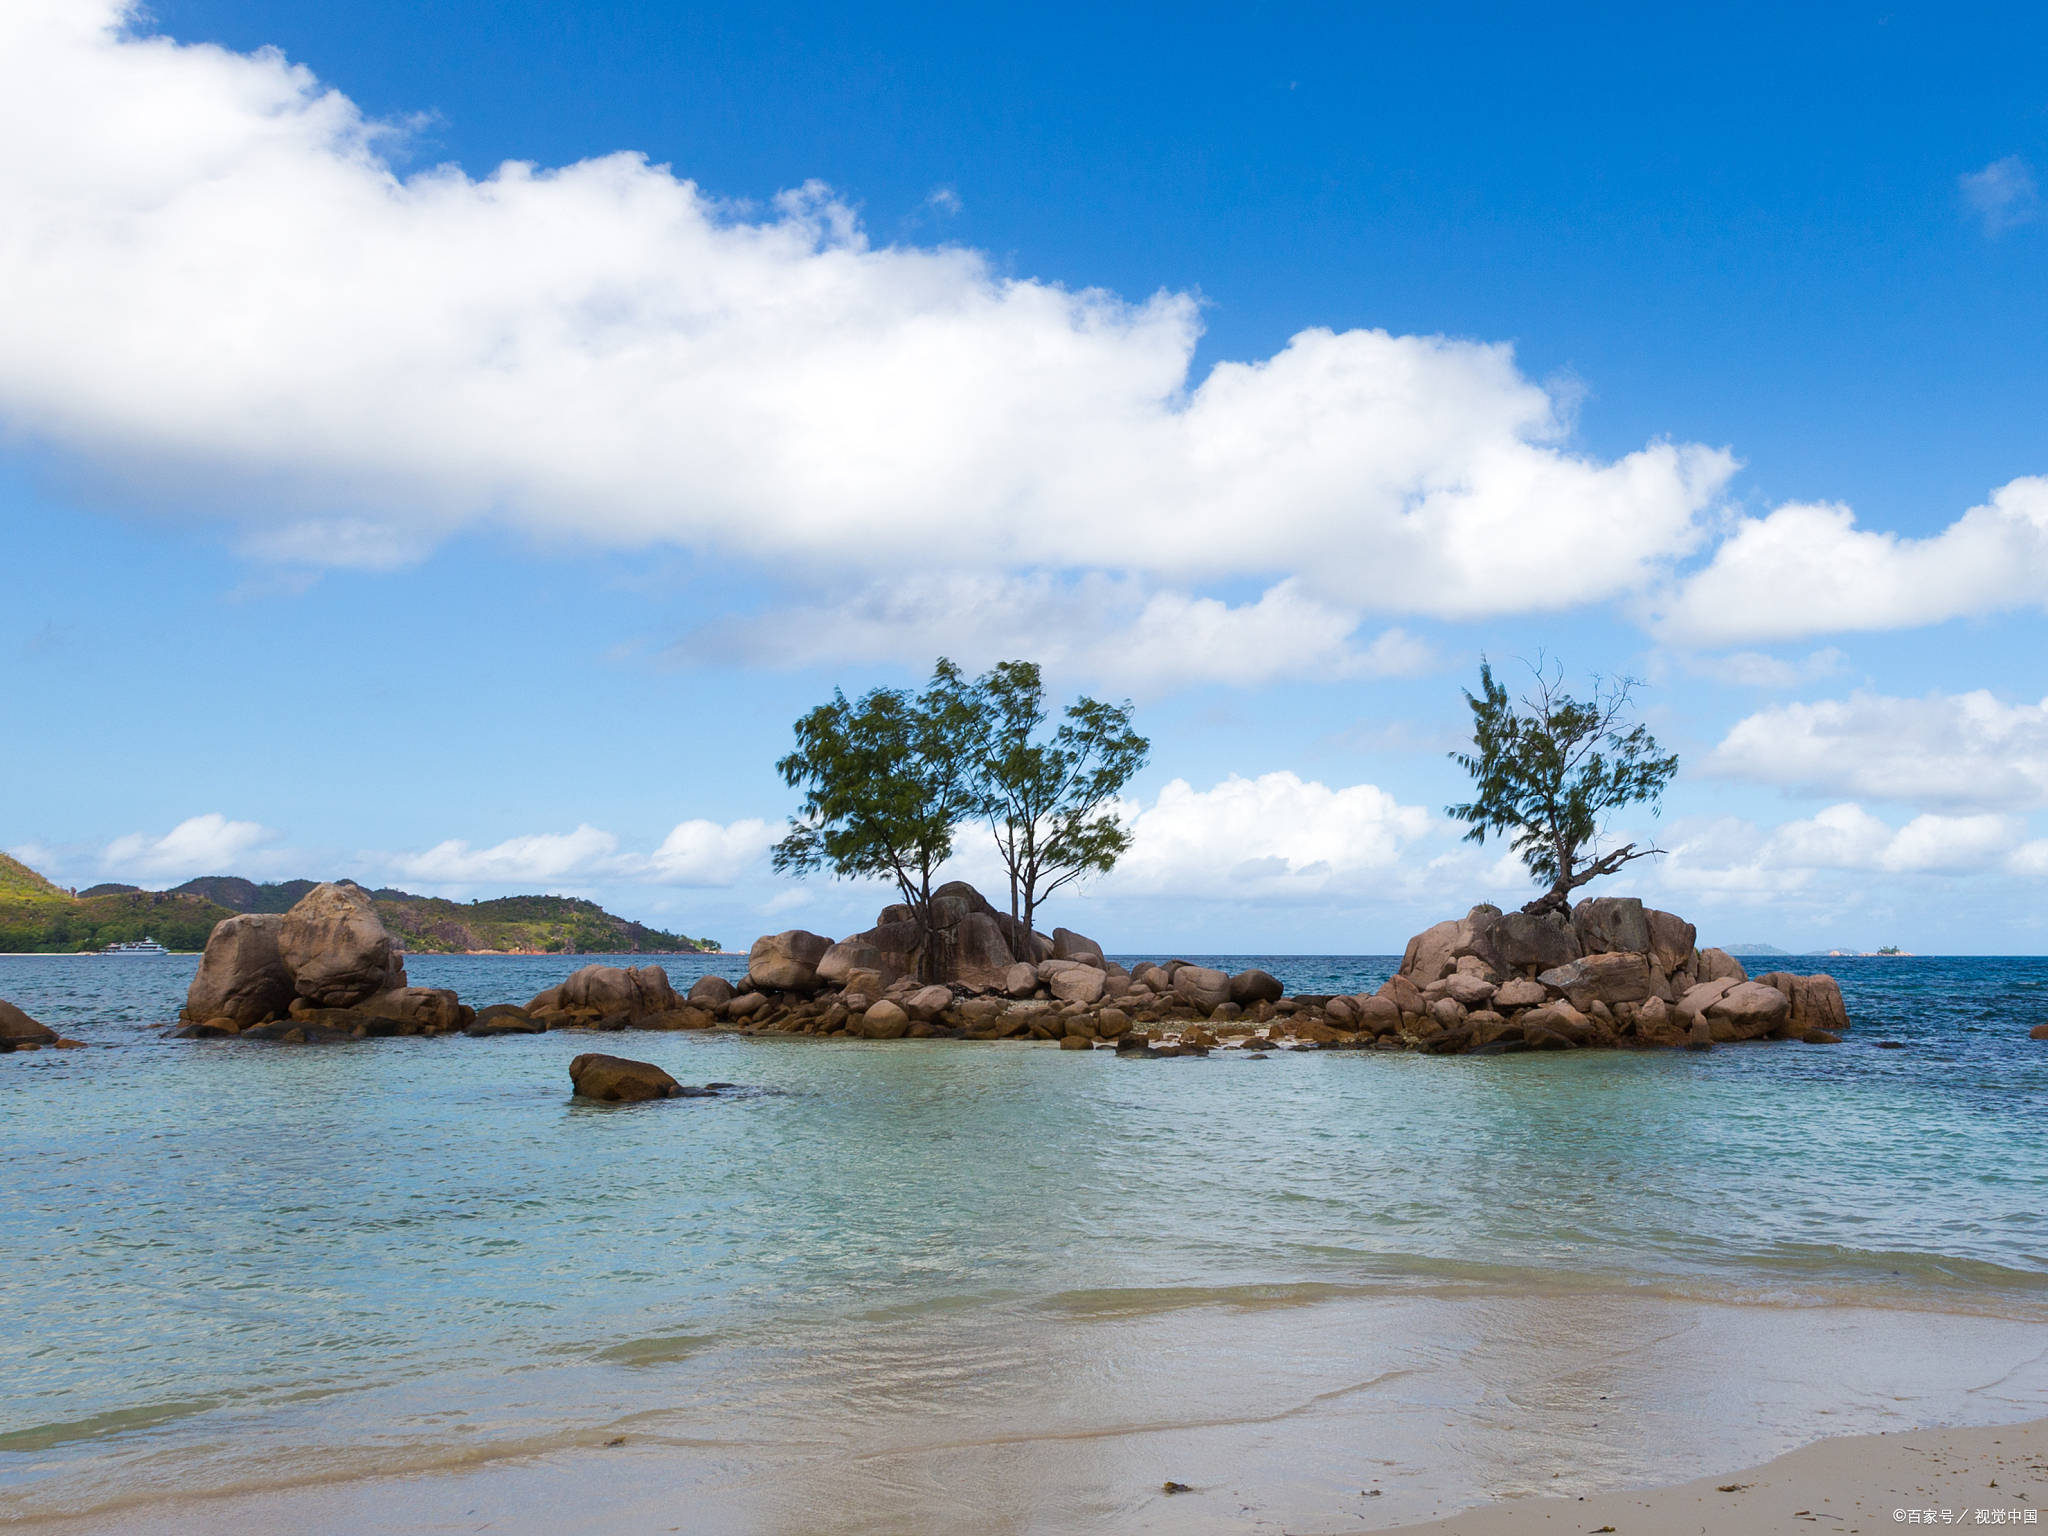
3,954,2045,1532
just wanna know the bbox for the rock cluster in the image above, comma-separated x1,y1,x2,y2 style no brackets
165,877,1852,1060
1377,896,1849,1053
657,887,1851,1056
177,882,473,1042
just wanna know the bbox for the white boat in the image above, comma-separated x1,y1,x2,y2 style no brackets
101,937,170,956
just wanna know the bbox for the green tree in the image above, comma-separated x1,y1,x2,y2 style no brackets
972,660,1149,944
1447,658,1679,915
772,659,985,982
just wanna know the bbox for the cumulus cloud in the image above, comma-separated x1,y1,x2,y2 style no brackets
678,573,1437,687
1708,689,2048,812
0,0,1733,650
1654,478,2048,644
1101,772,1435,900
103,813,279,881
645,818,776,885
1960,155,2040,235
1656,803,2021,898
389,825,624,885
387,818,775,888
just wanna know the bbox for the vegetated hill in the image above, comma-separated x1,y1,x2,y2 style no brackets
0,887,236,953
370,891,714,954
171,876,320,913
0,851,68,902
0,856,716,953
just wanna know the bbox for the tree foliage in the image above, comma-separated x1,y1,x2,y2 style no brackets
1446,657,1679,914
772,659,984,980
972,660,1148,942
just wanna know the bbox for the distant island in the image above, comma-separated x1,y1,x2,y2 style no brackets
0,853,719,955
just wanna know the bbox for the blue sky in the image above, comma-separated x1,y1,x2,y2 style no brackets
3,0,2045,952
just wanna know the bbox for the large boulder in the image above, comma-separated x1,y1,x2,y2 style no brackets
533,964,679,1023
1229,968,1284,1006
183,911,294,1026
358,987,464,1032
860,1000,911,1039
815,938,885,988
1051,926,1106,964
0,999,58,1047
279,883,404,1009
1706,981,1791,1040
826,882,1023,991
1571,897,1651,960
568,1053,688,1102
1049,966,1108,1006
1492,975,1548,1010
746,929,834,993
1377,972,1427,1016
1697,948,1748,985
1645,909,1698,977
903,984,954,1022
1489,909,1582,975
1399,919,1464,984
1172,966,1232,1014
1536,952,1654,1009
1674,976,1739,1025
688,974,736,1008
1757,972,1851,1036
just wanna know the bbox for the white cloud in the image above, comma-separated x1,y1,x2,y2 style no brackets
1654,478,2048,644
1960,155,2040,235
679,573,1437,687
0,0,1733,652
103,813,278,881
1656,803,2020,898
645,818,776,886
1101,772,1435,900
388,824,623,886
1683,646,1843,688
1708,690,2048,812
383,817,775,889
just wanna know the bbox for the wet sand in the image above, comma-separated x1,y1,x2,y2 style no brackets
1400,1416,2047,1535
9,1292,2045,1535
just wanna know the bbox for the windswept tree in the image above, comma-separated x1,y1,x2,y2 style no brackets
1447,658,1679,915
972,661,1149,943
773,659,984,981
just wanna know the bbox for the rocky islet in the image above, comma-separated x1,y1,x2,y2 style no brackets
136,877,1897,1057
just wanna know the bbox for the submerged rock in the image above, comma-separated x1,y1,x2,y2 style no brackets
568,1053,698,1102
0,999,59,1049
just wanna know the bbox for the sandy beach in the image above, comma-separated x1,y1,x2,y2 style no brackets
1402,1416,2046,1536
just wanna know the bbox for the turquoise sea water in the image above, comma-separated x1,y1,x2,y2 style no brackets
2,954,2046,1533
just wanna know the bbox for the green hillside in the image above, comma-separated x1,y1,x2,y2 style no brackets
0,858,718,954
0,851,68,902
